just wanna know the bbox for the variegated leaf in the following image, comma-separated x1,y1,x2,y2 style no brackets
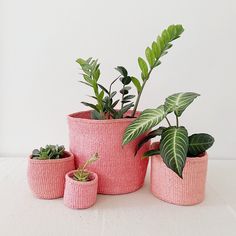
122,105,166,145
164,92,200,117
160,126,189,178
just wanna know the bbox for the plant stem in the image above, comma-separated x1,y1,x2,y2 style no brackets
176,115,179,127
131,64,156,117
131,79,147,117
165,117,171,127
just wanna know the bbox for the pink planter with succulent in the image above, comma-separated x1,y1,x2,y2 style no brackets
150,143,208,205
27,151,75,199
64,171,98,209
68,110,149,195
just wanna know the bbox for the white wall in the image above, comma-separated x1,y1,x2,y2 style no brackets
1,0,235,159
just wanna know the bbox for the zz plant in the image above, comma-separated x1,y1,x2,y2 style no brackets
73,153,99,182
76,24,184,119
122,92,215,178
32,145,66,160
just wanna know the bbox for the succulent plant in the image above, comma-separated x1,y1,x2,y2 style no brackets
32,145,65,160
73,153,99,182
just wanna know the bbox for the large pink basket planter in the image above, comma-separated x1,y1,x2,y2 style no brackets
151,143,208,206
64,170,98,209
27,152,75,199
67,110,149,195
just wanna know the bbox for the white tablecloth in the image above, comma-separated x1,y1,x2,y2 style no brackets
0,158,236,236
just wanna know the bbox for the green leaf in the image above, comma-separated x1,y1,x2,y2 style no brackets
120,76,132,85
131,77,142,93
145,47,155,68
98,84,109,94
135,127,166,156
76,58,87,66
115,66,128,77
160,126,189,178
138,57,148,78
81,102,99,112
143,149,160,158
164,92,200,117
188,133,215,157
122,105,166,145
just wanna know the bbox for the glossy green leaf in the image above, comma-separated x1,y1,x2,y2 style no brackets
122,105,166,145
188,133,215,157
160,126,189,178
131,77,142,93
138,57,148,78
115,66,128,77
145,47,155,68
143,149,160,158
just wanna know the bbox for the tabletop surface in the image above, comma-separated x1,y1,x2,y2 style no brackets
0,158,236,236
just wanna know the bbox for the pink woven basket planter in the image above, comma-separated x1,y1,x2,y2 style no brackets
67,110,149,195
27,152,75,199
64,170,98,209
151,143,208,206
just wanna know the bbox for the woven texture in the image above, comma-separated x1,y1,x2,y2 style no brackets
67,110,149,194
64,171,98,209
27,152,75,199
151,143,208,206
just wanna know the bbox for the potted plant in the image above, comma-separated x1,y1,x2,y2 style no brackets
68,24,184,194
122,92,215,205
64,153,99,209
27,145,75,199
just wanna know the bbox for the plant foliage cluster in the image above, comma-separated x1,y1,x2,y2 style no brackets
73,153,99,182
122,92,215,178
76,24,184,119
32,145,65,160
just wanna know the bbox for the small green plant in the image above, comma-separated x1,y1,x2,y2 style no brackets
73,153,99,182
76,24,184,119
32,145,65,160
122,92,215,178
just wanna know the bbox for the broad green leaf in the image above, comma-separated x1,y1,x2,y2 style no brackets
138,57,148,78
120,76,131,85
188,133,215,157
164,92,200,117
131,77,142,93
76,58,87,66
115,66,128,77
151,41,161,59
145,47,155,68
143,149,160,158
160,126,189,178
122,105,166,145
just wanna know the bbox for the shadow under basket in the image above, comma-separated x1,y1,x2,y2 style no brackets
27,152,75,199
150,143,208,206
64,171,98,209
67,110,149,195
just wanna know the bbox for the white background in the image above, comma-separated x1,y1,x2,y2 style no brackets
0,0,235,158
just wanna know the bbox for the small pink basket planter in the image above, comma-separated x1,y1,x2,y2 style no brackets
27,152,75,199
67,110,149,195
151,143,208,206
64,170,98,209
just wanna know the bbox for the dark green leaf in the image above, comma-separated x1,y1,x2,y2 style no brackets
115,66,128,77
81,102,99,112
188,133,215,157
160,126,189,178
143,149,160,158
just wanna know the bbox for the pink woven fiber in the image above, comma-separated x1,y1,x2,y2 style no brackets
27,152,75,199
151,143,208,206
67,110,149,194
64,171,98,209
